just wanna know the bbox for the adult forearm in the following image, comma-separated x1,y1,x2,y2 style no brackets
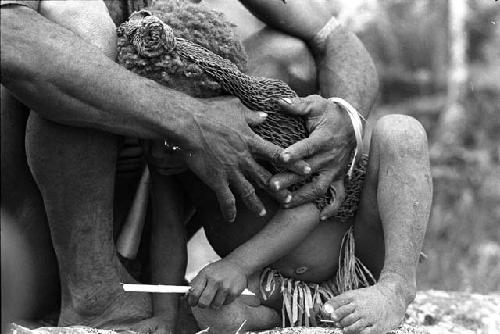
315,26,379,118
0,6,202,142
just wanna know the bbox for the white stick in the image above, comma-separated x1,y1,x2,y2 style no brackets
122,283,255,296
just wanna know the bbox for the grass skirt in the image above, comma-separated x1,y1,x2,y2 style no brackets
259,227,376,327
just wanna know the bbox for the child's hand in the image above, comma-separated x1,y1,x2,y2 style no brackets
187,259,248,309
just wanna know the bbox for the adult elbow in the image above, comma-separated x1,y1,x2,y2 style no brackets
0,7,43,86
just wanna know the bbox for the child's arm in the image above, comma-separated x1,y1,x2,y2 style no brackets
188,203,319,309
148,170,188,333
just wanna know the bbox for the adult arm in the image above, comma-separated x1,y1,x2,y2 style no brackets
0,3,294,221
240,0,379,218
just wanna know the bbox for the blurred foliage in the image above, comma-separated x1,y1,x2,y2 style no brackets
307,0,500,291
348,0,500,293
351,0,500,102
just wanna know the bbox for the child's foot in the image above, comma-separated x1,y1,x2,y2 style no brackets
131,315,177,334
321,278,413,334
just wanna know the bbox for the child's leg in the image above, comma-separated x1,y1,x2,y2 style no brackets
324,115,432,334
133,169,188,334
191,272,281,334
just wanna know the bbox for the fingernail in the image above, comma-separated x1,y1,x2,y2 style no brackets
320,216,327,221
323,303,335,315
281,98,292,104
258,112,268,119
282,152,291,163
284,194,292,203
273,181,280,191
304,165,311,174
259,208,267,217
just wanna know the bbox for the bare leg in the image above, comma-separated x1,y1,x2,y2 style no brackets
191,273,280,334
25,113,151,328
325,115,432,334
133,170,188,334
1,87,60,319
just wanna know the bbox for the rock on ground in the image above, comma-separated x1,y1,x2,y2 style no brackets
9,291,500,334
248,290,500,334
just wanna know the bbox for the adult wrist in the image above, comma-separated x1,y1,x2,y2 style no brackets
329,97,365,179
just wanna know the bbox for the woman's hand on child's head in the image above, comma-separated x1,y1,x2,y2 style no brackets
187,259,249,310
271,95,355,218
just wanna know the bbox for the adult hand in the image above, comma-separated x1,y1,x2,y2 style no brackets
180,97,306,222
187,259,248,309
270,95,356,220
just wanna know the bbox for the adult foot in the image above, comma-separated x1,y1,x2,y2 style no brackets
58,264,152,329
321,277,414,334
131,315,176,334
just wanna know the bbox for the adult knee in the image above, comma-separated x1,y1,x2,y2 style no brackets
40,0,117,58
372,114,429,159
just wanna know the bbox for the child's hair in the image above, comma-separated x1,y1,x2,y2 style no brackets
117,0,247,97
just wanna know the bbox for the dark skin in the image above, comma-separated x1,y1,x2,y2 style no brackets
183,0,378,305
168,2,430,334
0,0,332,329
0,1,306,222
1,0,303,329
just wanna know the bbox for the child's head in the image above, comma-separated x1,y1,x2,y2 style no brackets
117,0,247,97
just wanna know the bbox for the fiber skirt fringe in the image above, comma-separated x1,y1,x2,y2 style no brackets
259,227,376,327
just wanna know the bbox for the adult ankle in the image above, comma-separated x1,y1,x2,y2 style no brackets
378,271,417,306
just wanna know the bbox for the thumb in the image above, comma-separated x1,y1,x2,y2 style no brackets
275,97,309,116
320,179,346,220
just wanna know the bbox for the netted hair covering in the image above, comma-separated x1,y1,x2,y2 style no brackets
117,0,247,97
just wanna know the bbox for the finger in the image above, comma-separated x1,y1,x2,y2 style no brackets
319,179,346,220
332,303,356,322
359,326,376,334
243,158,272,191
279,132,325,164
231,172,266,217
270,151,333,192
285,172,333,207
156,327,169,334
243,110,268,126
213,182,237,223
250,134,309,171
250,134,312,173
224,287,241,305
322,296,352,318
281,158,312,176
338,310,360,328
242,158,292,203
269,172,304,192
210,287,229,310
197,281,218,309
343,319,370,334
248,134,283,165
275,97,310,116
188,275,207,307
